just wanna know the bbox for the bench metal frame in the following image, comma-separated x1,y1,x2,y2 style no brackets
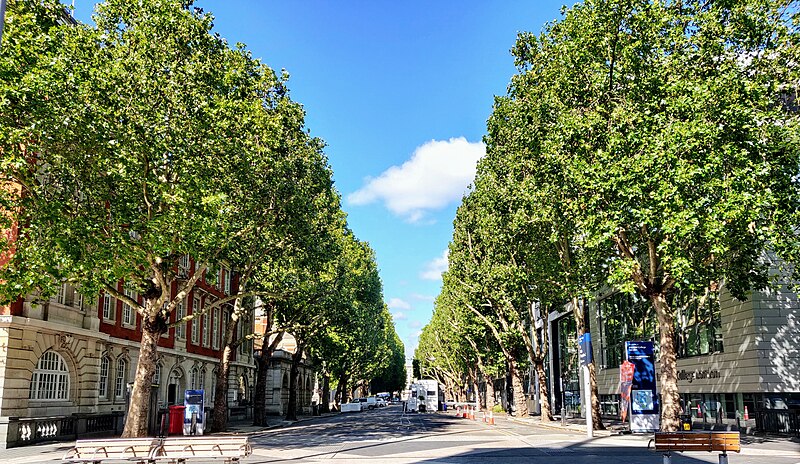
62,436,251,464
62,437,162,464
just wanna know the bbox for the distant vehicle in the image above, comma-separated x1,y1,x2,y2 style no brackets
351,398,367,411
365,397,378,410
408,379,442,412
374,397,388,407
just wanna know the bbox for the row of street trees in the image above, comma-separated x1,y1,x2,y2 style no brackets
0,0,404,436
417,0,799,431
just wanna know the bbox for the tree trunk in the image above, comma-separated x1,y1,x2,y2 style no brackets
285,348,303,421
253,355,269,426
509,360,529,417
572,297,605,430
484,374,495,411
653,292,680,431
338,372,349,406
211,343,233,432
252,331,284,426
121,311,165,437
535,359,554,421
320,371,331,414
588,362,604,429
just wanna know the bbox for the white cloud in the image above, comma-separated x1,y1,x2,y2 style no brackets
411,293,435,302
391,311,408,321
348,137,484,222
409,320,422,329
420,250,448,281
387,297,411,311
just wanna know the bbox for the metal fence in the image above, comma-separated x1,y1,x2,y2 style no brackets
755,410,800,435
6,412,124,448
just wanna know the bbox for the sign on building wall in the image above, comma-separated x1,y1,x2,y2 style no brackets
625,341,659,432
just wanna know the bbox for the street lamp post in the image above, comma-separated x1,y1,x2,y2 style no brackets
0,0,7,46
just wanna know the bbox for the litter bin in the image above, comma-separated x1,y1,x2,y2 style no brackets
680,414,692,431
168,405,186,435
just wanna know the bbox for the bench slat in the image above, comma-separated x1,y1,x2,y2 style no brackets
654,431,741,453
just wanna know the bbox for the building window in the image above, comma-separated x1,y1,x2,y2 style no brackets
179,254,190,276
99,355,110,399
30,351,70,401
154,364,162,386
190,367,198,390
115,358,127,398
175,299,186,339
122,289,137,327
199,367,206,392
202,310,210,347
102,293,115,321
676,290,723,358
597,292,657,368
211,369,217,403
223,268,231,294
212,308,220,350
191,297,200,344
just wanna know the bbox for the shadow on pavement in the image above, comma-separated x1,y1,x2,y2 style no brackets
249,406,468,450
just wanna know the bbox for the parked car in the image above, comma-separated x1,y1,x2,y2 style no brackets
350,398,367,411
364,397,378,410
374,397,388,408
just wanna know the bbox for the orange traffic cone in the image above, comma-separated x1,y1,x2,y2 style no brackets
488,411,495,425
744,406,749,421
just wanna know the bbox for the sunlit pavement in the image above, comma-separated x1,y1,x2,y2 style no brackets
245,405,800,463
7,406,800,463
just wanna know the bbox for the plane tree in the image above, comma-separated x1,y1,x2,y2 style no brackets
504,0,800,430
0,0,321,436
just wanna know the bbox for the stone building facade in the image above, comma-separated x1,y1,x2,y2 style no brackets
538,281,800,433
0,261,256,448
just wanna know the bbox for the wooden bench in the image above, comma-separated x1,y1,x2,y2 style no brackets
62,437,162,463
150,436,251,463
653,431,741,464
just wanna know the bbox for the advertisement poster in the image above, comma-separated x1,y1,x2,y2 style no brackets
625,341,659,432
618,360,634,422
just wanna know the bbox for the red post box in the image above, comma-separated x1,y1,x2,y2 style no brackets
168,405,185,435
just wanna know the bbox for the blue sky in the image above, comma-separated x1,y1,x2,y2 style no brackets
72,1,569,360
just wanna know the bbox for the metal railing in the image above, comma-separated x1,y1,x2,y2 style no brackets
6,412,123,448
755,410,800,435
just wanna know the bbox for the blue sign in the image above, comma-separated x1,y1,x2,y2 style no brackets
625,341,659,415
579,333,593,365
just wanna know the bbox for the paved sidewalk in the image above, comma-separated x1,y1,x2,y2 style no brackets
4,414,333,463
503,412,800,458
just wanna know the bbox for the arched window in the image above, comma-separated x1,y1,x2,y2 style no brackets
190,367,198,390
114,358,127,398
199,367,206,392
30,351,70,400
154,364,162,386
98,355,110,398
